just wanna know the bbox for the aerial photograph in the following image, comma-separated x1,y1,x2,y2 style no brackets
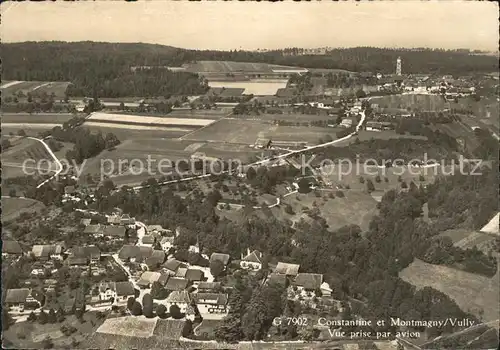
1,1,499,349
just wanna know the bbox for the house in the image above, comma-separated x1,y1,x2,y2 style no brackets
103,225,127,238
145,250,166,270
69,246,101,265
185,269,205,285
4,288,39,310
160,236,175,251
209,253,230,270
84,224,104,236
193,293,229,315
137,271,168,289
2,240,23,257
165,277,189,292
67,256,88,266
254,138,272,149
80,218,92,226
266,273,288,287
142,235,156,246
196,282,222,293
146,225,171,235
240,249,263,271
118,245,153,263
320,282,333,297
163,258,184,276
31,245,64,260
165,290,191,314
340,118,353,128
292,273,324,298
98,281,135,305
107,213,136,226
175,267,188,278
275,262,300,276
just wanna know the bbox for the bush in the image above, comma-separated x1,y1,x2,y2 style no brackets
156,304,167,318
359,176,365,184
131,301,142,316
169,304,183,319
335,190,345,198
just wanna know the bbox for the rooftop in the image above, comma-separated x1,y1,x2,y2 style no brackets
294,273,323,290
275,262,300,276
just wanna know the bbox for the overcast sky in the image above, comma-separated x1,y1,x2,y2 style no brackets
1,1,498,51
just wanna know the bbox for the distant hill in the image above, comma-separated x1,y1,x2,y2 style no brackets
3,42,499,81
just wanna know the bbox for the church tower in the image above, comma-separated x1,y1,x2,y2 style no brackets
396,57,402,76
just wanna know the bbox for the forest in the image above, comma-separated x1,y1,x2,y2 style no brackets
2,43,498,95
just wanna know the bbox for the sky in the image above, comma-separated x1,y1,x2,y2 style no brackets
1,1,498,52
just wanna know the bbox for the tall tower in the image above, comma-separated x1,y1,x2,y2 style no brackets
396,57,402,76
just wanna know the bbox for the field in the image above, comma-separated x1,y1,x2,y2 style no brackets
481,213,499,234
1,197,46,222
97,316,158,338
207,79,289,96
2,138,56,179
183,118,339,145
275,190,378,232
439,229,498,256
2,312,105,349
83,122,191,141
1,80,71,98
87,112,216,127
2,113,75,124
185,60,302,74
236,112,338,123
320,164,449,192
167,109,230,120
193,319,221,339
399,259,499,322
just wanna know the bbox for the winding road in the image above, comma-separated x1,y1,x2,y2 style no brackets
27,136,64,189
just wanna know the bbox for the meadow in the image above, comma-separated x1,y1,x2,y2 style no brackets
2,197,46,222
207,79,289,96
399,259,499,322
1,80,71,98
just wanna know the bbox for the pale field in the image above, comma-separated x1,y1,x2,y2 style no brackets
207,79,288,96
481,213,499,234
399,258,499,322
96,316,158,338
87,112,215,126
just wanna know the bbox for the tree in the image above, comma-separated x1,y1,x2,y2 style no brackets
28,311,37,322
2,309,14,330
131,301,142,316
419,174,425,182
38,309,48,324
401,181,408,189
17,129,27,137
297,178,311,194
142,293,154,318
41,336,54,349
375,175,381,183
336,190,345,198
210,259,225,279
127,297,135,310
48,308,57,323
169,304,183,319
366,179,375,193
156,304,167,318
359,176,365,184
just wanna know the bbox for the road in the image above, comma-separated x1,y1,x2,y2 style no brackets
27,136,63,189
132,110,367,191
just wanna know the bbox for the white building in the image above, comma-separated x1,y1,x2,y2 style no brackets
240,249,263,271
193,293,229,315
165,290,191,314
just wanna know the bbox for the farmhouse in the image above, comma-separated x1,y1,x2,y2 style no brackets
118,245,153,263
80,218,92,226
68,246,101,265
31,244,64,260
165,290,191,314
275,262,300,276
340,118,354,128
145,250,166,270
142,235,156,246
4,288,40,310
193,293,229,315
185,268,205,285
108,213,136,226
103,225,127,238
254,138,272,149
165,277,189,292
210,252,231,270
163,258,184,275
240,249,263,271
292,273,332,298
137,271,168,288
2,240,23,257
266,273,288,287
84,224,104,236
196,282,222,293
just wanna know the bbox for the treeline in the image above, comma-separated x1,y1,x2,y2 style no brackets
3,43,497,90
40,116,121,164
